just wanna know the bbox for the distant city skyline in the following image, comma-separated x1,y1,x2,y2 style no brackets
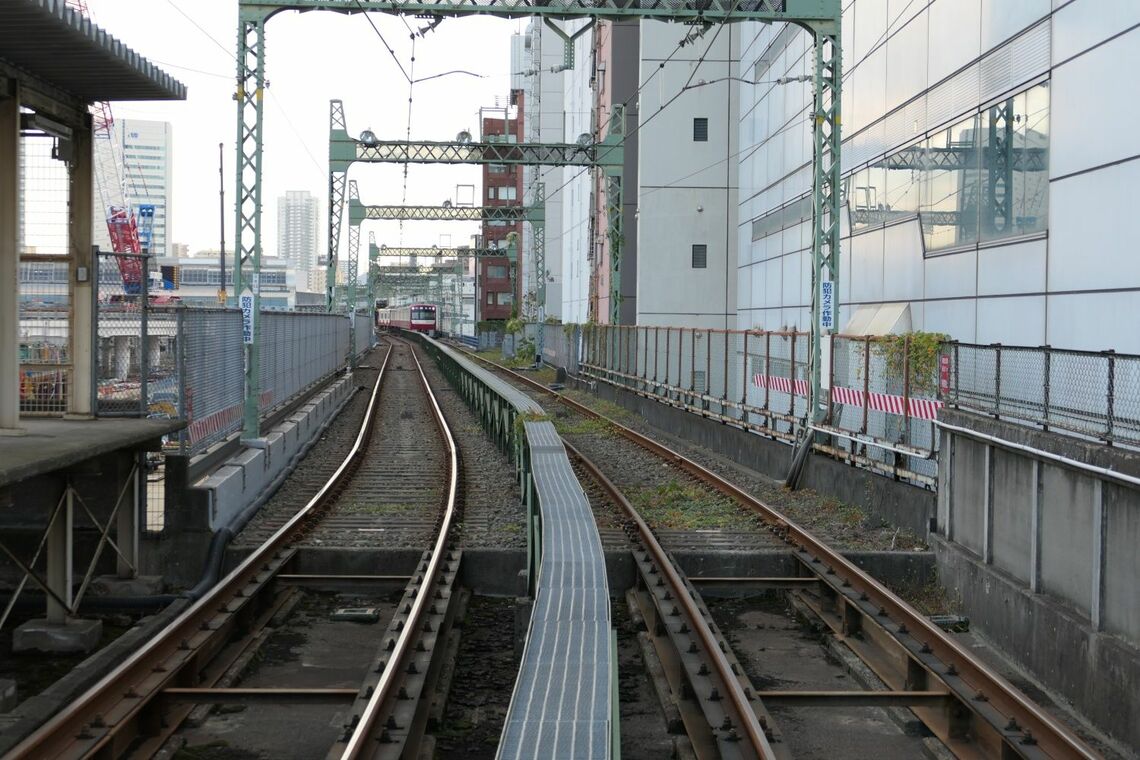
83,0,523,276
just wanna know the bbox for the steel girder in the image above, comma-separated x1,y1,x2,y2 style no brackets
373,246,508,258
808,31,841,426
233,15,268,439
330,135,619,170
327,100,347,312
872,144,1046,173
237,0,842,444
240,0,840,26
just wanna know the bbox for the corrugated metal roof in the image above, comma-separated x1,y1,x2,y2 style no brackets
0,0,186,103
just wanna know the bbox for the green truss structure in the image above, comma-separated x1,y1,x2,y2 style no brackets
236,0,841,450
328,101,606,360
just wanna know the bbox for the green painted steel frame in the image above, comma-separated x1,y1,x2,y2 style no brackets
236,0,841,440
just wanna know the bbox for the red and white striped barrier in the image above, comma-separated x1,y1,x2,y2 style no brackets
752,373,809,396
830,385,942,421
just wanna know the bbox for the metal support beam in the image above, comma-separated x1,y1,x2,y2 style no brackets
326,99,347,311
241,0,841,25
0,83,20,432
808,30,842,426
531,182,547,359
46,487,74,624
234,11,269,440
345,179,361,366
68,113,94,418
602,105,625,325
375,246,506,258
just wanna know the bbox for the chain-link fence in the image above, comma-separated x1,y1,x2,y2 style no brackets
578,324,809,440
353,311,374,357
18,256,71,415
826,335,941,482
944,342,1140,448
94,252,167,416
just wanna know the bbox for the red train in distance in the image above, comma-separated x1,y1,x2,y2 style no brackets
377,302,439,335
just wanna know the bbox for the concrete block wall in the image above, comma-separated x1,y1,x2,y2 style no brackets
936,409,1140,750
937,409,1140,643
194,376,353,531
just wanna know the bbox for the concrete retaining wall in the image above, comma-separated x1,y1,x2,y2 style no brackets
935,409,1140,750
194,376,354,531
572,377,935,537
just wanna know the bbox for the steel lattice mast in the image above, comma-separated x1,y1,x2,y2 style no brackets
236,0,841,447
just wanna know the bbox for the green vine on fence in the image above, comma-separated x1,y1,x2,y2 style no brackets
870,331,948,395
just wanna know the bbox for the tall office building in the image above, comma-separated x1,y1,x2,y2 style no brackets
119,119,173,257
276,190,320,277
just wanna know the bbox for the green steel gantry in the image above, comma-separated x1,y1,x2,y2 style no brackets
328,100,607,360
234,0,841,442
346,179,542,343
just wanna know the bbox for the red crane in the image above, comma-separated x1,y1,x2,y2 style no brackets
66,0,146,294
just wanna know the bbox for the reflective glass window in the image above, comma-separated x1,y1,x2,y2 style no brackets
921,115,980,250
979,82,1049,242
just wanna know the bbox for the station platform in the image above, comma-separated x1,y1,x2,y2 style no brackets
0,417,184,489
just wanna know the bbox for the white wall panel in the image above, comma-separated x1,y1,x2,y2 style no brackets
976,296,1045,345
1049,159,1140,291
882,220,925,301
980,0,1049,51
849,227,885,303
1052,0,1140,63
977,238,1046,296
1051,28,1140,178
925,299,977,342
1047,293,1140,353
924,250,977,300
885,9,929,113
764,258,782,308
849,45,887,136
928,0,982,84
782,249,803,306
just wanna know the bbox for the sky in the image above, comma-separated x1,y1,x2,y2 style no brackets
85,0,526,261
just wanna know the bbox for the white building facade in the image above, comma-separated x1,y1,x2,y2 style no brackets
119,119,173,258
560,21,596,324
637,22,739,329
276,190,321,280
737,0,1140,352
514,21,568,323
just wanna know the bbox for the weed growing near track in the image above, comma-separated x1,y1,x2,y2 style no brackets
627,479,743,530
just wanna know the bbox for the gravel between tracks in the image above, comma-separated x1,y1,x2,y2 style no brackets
473,359,926,552
234,347,386,547
419,349,525,549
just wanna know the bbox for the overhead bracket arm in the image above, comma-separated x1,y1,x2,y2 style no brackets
542,18,595,72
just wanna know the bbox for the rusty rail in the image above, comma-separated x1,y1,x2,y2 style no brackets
336,339,461,757
465,351,1099,760
565,440,776,759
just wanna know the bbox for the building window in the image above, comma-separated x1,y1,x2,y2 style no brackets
691,244,707,268
487,265,507,279
693,118,708,142
838,79,1050,253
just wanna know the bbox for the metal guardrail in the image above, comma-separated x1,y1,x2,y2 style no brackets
943,341,1140,448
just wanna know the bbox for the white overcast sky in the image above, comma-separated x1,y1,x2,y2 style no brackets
86,0,524,259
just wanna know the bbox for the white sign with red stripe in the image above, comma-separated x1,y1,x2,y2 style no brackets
752,373,809,397
830,385,942,421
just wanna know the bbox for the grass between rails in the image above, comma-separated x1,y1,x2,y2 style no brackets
626,479,746,530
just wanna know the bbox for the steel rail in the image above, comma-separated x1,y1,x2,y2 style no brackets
339,339,460,758
564,440,775,759
6,345,394,760
464,352,1099,759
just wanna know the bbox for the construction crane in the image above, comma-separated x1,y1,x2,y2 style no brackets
66,0,148,296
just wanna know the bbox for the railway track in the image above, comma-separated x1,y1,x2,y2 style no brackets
6,337,464,759
465,350,1100,760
